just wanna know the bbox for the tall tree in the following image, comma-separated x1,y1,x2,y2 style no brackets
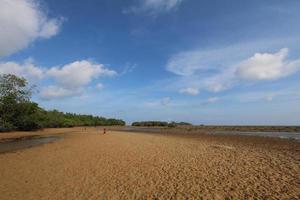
0,74,39,131
0,74,32,102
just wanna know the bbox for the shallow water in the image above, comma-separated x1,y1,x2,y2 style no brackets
122,127,300,140
122,127,163,132
210,131,300,140
0,136,61,154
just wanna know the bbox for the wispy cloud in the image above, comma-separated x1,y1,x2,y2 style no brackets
145,97,171,107
198,97,219,106
120,63,137,75
40,85,83,100
95,83,104,90
235,87,300,103
179,87,199,96
124,0,185,16
166,40,300,95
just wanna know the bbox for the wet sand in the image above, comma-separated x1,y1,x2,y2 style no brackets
0,127,299,199
0,136,61,154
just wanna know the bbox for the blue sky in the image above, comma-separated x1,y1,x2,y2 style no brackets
1,0,300,125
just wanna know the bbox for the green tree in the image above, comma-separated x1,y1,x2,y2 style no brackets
0,74,126,131
0,74,39,131
0,74,32,101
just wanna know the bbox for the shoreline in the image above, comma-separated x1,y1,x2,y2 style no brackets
1,126,299,143
1,127,299,156
114,126,300,142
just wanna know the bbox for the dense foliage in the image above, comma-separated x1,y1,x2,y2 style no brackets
132,121,169,127
0,74,125,132
169,122,192,126
36,110,125,128
132,121,192,127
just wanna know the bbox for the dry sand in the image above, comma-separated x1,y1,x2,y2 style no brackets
0,127,299,199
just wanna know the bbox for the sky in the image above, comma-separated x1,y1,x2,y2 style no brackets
0,0,300,125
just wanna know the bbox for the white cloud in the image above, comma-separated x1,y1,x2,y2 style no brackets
237,48,300,80
41,60,116,99
40,85,82,100
166,45,245,76
179,87,199,95
0,0,62,57
121,63,137,75
38,18,64,39
166,46,300,93
166,52,237,92
0,60,44,80
124,0,184,15
207,97,219,103
0,59,117,100
96,83,104,90
167,50,215,76
41,60,116,100
204,67,237,92
47,60,116,89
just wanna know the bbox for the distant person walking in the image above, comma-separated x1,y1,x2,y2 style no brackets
103,128,106,134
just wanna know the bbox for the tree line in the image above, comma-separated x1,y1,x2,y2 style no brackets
132,121,192,127
0,74,125,132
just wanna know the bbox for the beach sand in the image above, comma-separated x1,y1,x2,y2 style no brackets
0,127,299,199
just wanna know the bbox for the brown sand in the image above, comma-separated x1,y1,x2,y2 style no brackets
0,127,299,199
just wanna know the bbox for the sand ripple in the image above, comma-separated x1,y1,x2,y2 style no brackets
0,128,299,199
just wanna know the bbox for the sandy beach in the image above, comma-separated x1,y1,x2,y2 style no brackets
0,127,299,199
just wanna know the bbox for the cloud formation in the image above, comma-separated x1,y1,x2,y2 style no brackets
167,47,300,94
145,97,172,107
40,85,83,100
0,59,116,100
237,48,300,80
47,60,116,89
42,60,116,99
204,67,236,92
206,97,219,103
179,87,199,95
167,50,217,76
0,59,44,81
124,0,184,15
0,0,62,57
96,83,104,90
